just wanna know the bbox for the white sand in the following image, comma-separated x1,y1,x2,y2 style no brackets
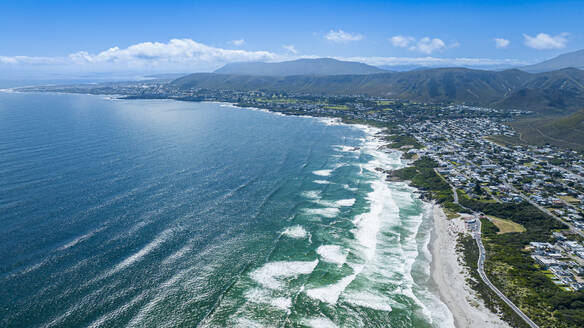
430,205,510,328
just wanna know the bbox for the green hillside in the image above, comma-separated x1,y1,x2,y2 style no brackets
172,67,584,115
511,110,584,150
521,49,584,73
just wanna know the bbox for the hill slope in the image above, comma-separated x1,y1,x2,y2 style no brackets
521,49,584,73
214,58,386,76
512,110,584,150
171,67,584,115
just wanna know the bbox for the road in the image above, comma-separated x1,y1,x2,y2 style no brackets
446,182,540,328
473,218,540,328
503,181,584,238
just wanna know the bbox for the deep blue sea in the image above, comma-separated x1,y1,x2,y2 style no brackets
0,92,453,327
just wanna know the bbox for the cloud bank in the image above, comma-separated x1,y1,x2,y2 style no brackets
0,38,527,78
523,33,568,50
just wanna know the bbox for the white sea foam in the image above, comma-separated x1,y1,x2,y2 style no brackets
301,190,321,200
316,245,348,266
282,225,308,239
234,317,267,328
335,198,356,207
58,226,106,251
303,207,340,218
86,291,149,328
161,243,192,265
317,117,343,126
342,184,358,191
104,228,172,278
244,288,291,311
250,260,319,290
302,317,338,328
333,145,359,153
313,169,333,177
343,291,393,312
306,271,357,304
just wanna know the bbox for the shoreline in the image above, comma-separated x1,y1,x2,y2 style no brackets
14,92,509,326
429,204,510,328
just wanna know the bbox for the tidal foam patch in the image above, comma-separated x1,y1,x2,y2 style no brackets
304,207,340,218
306,273,357,304
335,198,356,207
282,226,308,239
302,317,338,328
301,190,321,200
250,260,319,290
244,288,291,311
316,245,348,266
344,291,393,312
313,169,332,177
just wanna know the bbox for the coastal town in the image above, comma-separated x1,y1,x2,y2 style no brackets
405,118,584,292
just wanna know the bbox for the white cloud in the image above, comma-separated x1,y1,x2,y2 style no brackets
341,56,526,68
415,37,447,54
229,39,246,46
325,30,363,43
523,33,568,50
0,39,283,76
282,45,297,54
0,38,528,76
390,36,449,54
494,38,510,49
63,38,279,68
390,35,414,48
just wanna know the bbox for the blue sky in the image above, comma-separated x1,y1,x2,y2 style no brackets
1,0,583,77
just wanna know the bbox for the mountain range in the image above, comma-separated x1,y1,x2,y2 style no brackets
521,49,584,73
172,65,584,115
214,58,386,76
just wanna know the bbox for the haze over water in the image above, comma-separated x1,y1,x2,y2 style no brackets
0,93,452,327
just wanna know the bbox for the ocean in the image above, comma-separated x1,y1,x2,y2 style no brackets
0,92,453,327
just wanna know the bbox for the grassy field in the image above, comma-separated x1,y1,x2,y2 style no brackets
484,135,527,147
487,215,526,234
511,110,584,151
325,104,350,110
559,195,580,203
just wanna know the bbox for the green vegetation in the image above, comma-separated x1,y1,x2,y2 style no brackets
485,135,528,147
401,152,418,160
457,234,531,328
172,67,584,115
511,110,584,151
325,104,350,110
385,135,424,149
393,157,467,214
487,215,526,234
459,196,584,328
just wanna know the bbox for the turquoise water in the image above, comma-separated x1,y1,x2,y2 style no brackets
0,92,453,327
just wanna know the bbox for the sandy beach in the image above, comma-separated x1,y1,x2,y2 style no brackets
430,205,510,328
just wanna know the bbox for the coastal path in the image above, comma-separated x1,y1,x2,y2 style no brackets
444,179,540,328
473,218,539,328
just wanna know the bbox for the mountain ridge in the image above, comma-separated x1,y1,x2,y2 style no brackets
214,58,387,76
172,67,584,115
521,49,584,73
